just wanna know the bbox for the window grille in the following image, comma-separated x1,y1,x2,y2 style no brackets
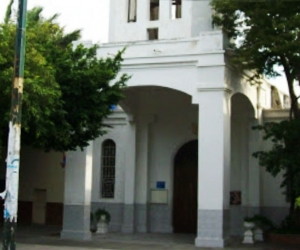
101,139,116,198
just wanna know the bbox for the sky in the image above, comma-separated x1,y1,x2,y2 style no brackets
0,0,110,43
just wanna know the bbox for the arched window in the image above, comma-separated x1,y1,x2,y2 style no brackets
101,139,116,198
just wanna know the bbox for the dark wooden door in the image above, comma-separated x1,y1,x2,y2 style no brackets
173,140,198,234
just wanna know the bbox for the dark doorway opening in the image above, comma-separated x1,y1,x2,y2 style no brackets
173,140,198,234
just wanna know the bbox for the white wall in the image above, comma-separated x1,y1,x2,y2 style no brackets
92,111,129,204
109,0,213,42
92,88,198,207
18,147,64,203
140,88,198,205
260,110,290,208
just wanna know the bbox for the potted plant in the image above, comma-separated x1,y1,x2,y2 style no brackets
251,215,274,241
95,208,111,234
244,217,256,228
243,217,256,244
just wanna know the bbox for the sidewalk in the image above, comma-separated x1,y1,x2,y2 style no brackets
2,225,299,250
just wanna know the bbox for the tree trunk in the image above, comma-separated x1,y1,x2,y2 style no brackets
286,74,300,120
281,55,300,120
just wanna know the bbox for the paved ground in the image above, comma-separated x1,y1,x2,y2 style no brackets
1,225,299,250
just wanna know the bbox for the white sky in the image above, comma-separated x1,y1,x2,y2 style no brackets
0,0,110,43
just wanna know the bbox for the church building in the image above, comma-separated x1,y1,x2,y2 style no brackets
59,0,290,247
4,0,290,248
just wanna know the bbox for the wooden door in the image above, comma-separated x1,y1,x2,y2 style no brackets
32,189,47,224
173,140,198,234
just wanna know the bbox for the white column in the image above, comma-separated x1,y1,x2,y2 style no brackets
122,120,136,233
195,89,231,248
61,143,93,240
134,116,150,232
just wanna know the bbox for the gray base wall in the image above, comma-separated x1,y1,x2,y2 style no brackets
91,203,288,236
61,204,91,240
195,209,230,248
92,202,173,233
229,206,260,236
122,204,135,233
134,204,148,232
92,202,124,232
149,204,173,233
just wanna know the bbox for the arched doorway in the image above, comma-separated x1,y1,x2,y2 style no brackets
173,140,198,234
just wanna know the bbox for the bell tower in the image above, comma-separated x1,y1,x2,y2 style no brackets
108,0,213,43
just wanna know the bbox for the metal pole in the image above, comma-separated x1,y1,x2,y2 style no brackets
2,0,27,249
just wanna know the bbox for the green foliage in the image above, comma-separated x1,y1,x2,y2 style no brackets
211,0,300,118
0,7,129,152
4,0,14,24
212,0,300,226
94,208,111,223
274,215,300,234
246,215,275,231
253,215,274,230
253,120,300,215
296,197,300,208
244,216,256,223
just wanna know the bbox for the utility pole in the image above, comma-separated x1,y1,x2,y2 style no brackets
2,0,28,249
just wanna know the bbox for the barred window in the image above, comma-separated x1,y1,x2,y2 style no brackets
101,139,116,198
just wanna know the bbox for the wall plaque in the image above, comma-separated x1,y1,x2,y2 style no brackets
230,191,241,205
150,189,168,204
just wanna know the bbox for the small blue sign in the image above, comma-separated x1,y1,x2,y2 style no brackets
110,105,117,111
156,181,165,189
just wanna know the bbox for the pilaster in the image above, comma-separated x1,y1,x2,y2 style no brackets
134,114,155,232
61,143,93,240
122,120,136,233
195,88,231,247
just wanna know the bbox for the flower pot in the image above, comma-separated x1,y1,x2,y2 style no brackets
243,221,255,244
243,222,255,229
97,215,108,234
254,227,264,241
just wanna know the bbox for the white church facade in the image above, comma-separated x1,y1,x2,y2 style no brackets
0,0,291,248
59,0,290,247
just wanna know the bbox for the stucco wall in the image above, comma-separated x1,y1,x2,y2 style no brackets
109,0,213,43
259,110,290,223
18,147,64,203
0,147,64,203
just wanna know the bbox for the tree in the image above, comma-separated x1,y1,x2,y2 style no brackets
211,0,300,119
211,0,300,216
0,7,129,152
252,120,300,215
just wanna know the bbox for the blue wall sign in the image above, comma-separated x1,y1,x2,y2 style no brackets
156,181,165,189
